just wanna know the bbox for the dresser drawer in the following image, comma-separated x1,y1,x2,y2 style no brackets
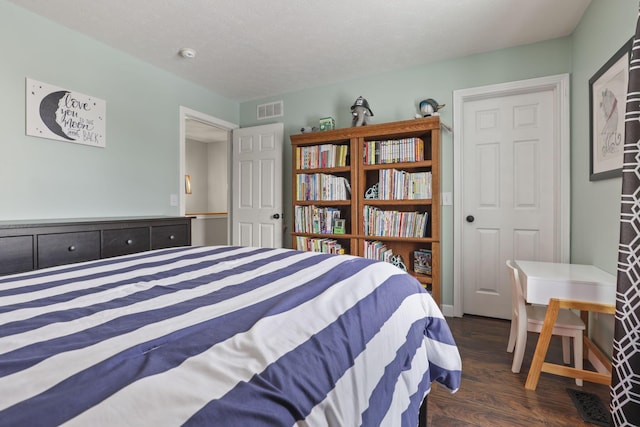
38,231,100,269
103,227,150,258
0,235,34,275
151,224,189,249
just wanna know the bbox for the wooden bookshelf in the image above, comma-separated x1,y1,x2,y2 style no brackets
290,117,441,305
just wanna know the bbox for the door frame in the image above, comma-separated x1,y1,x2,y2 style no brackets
452,74,571,317
179,106,238,243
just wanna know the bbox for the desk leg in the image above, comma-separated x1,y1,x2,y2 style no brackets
525,299,560,390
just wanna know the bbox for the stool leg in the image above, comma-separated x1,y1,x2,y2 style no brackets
574,333,583,387
562,336,570,365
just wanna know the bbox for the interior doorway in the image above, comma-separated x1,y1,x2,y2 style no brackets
179,107,238,246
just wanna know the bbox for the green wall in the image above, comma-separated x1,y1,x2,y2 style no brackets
240,38,574,307
571,0,636,271
238,0,635,354
0,0,238,220
569,0,637,356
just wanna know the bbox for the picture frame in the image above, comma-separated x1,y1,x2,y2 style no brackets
589,37,633,181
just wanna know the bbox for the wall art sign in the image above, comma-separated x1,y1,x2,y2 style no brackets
26,78,106,148
589,38,632,181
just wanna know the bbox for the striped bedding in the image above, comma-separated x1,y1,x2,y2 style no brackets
0,245,461,426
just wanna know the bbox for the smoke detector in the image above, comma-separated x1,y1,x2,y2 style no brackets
178,48,197,59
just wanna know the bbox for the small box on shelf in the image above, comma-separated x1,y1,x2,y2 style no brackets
414,249,432,275
319,117,335,131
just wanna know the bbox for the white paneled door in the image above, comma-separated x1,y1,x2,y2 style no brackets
231,123,284,248
458,80,567,319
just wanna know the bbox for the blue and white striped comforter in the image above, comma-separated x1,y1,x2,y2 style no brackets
0,246,461,426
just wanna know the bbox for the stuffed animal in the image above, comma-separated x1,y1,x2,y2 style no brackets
351,96,374,127
416,98,445,118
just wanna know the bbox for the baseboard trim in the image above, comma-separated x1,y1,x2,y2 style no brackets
441,304,455,317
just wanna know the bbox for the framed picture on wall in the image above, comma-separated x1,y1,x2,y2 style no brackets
589,37,633,181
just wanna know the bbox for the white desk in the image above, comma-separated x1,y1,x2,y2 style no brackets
514,260,617,390
517,260,616,306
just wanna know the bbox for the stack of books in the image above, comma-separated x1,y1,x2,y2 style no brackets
296,236,345,254
296,144,348,169
363,205,428,238
377,169,432,200
296,173,351,201
363,137,424,165
294,205,343,234
363,240,394,262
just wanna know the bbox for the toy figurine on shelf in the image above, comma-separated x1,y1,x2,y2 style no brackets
351,96,374,127
416,98,445,118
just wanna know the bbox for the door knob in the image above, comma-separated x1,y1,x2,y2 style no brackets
272,213,280,219
466,215,475,223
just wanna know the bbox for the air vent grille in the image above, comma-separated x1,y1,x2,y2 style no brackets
257,101,284,120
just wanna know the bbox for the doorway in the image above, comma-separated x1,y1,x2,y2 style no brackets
179,107,238,246
452,74,571,318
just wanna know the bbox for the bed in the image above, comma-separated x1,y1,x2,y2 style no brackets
0,245,461,426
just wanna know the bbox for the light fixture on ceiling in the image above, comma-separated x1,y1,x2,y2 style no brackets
178,48,197,59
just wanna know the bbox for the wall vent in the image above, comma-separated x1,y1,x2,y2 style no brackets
257,100,284,120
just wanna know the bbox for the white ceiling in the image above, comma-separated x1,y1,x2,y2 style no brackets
9,0,591,103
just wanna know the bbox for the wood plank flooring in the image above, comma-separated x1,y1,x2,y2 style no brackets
427,315,611,426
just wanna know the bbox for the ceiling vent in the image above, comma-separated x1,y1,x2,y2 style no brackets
257,101,284,120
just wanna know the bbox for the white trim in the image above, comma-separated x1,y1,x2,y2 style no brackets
452,74,571,317
440,304,455,318
178,107,238,244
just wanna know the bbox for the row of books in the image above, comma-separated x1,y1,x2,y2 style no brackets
296,144,349,169
295,236,345,254
363,205,428,238
363,241,432,276
363,240,395,262
377,169,432,200
363,137,425,165
294,205,343,234
296,173,351,201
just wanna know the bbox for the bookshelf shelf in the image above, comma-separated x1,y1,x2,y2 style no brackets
362,160,433,171
363,199,433,206
290,117,441,305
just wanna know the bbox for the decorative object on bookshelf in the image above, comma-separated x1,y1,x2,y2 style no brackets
333,219,346,235
351,96,373,127
319,117,335,131
364,183,379,199
390,254,407,272
416,98,445,118
414,249,432,275
300,126,319,133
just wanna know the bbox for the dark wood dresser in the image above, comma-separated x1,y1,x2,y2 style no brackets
0,216,192,276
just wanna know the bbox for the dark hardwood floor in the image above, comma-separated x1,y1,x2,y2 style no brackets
427,315,611,426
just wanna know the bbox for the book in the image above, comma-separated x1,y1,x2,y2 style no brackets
414,249,432,275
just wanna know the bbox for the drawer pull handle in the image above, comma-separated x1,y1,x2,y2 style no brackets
126,239,133,245
169,235,176,240
68,245,76,252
